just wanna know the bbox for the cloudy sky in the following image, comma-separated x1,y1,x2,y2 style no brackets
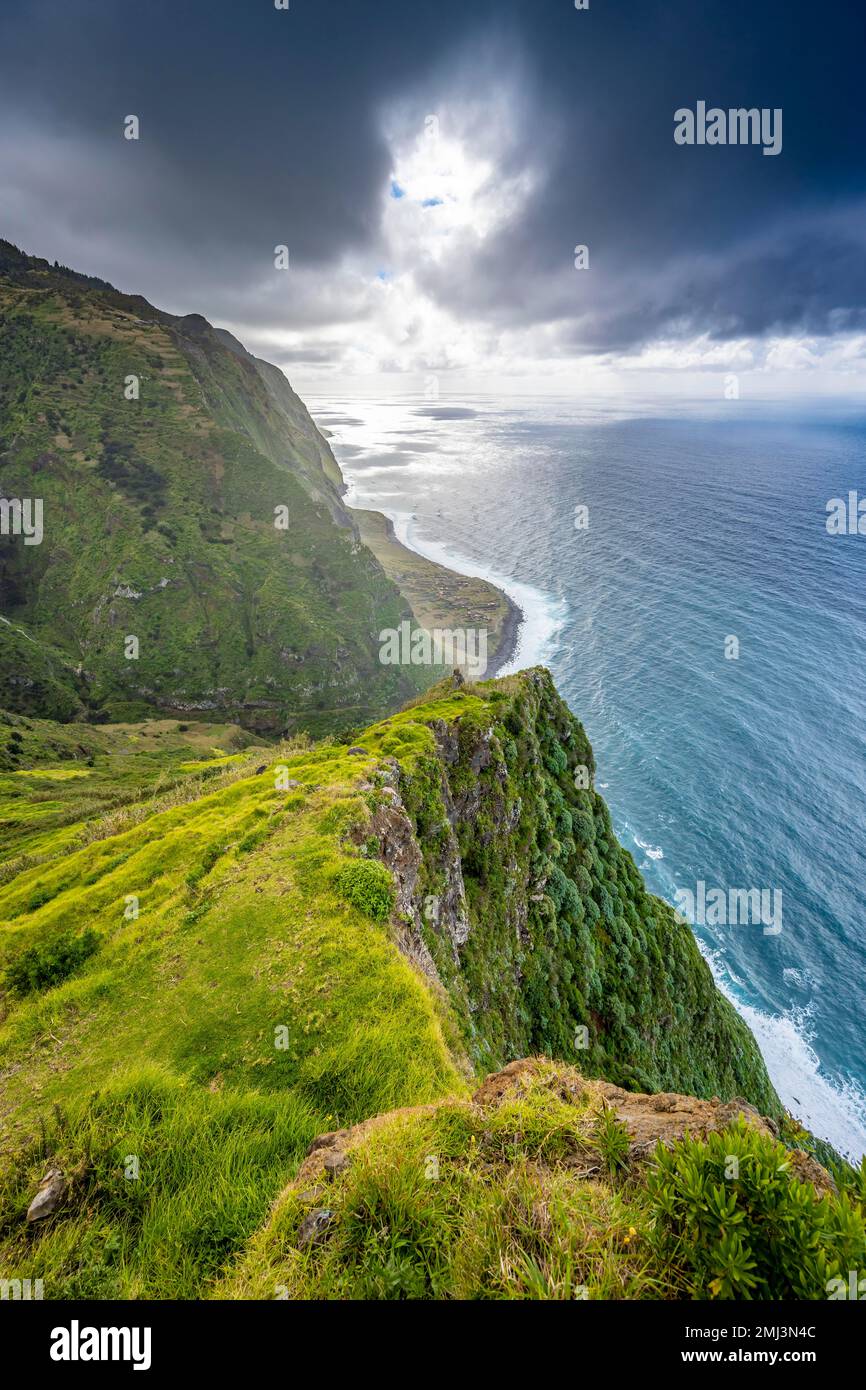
2,0,865,399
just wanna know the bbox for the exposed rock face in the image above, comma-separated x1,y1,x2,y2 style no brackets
288,1058,833,1208
296,1209,335,1249
473,1058,775,1158
786,1149,838,1197
350,782,439,985
350,764,469,985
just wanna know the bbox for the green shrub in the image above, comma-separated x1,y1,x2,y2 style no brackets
594,1103,631,1174
334,860,395,922
647,1121,866,1299
5,928,101,995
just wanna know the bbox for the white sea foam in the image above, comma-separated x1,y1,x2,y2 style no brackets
390,511,567,673
634,833,664,860
323,395,866,1164
742,1003,866,1163
636,838,866,1160
326,400,567,670
783,966,808,990
698,941,866,1162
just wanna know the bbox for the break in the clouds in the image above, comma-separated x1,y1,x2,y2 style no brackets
1,0,865,395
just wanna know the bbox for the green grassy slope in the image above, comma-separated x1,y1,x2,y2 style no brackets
0,721,465,1125
2,247,857,1304
0,704,467,1297
0,709,262,863
0,242,425,734
0,670,813,1299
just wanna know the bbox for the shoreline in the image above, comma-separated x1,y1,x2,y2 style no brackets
362,509,526,679
385,508,566,677
320,408,866,1163
486,588,524,679
317,405,563,682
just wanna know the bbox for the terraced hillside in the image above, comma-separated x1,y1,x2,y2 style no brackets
0,242,509,735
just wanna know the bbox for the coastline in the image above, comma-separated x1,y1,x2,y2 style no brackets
318,404,866,1162
486,586,523,679
358,508,525,679
314,404,565,681
385,508,567,678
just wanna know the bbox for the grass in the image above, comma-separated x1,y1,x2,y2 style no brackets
2,239,856,1303
352,507,514,673
0,671,843,1300
0,732,467,1130
13,767,94,780
0,241,431,735
0,711,263,861
221,1061,865,1302
222,1063,655,1300
0,705,471,1296
0,1068,319,1299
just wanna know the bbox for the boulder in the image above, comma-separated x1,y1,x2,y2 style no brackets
26,1167,67,1223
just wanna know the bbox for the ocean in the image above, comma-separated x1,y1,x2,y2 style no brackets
311,394,866,1162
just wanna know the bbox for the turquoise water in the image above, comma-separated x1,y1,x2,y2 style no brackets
315,396,866,1160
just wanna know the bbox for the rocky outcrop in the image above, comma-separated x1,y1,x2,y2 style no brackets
473,1057,778,1160
352,779,441,985
353,757,470,983
287,1058,833,1211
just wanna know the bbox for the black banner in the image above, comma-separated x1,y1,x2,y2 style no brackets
2,1297,860,1375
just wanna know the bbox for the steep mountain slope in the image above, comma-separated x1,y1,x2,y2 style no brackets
3,670,848,1301
376,669,778,1105
0,670,776,1121
0,243,501,735
1,247,860,1303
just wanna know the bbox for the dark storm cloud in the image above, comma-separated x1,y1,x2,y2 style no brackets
406,0,866,350
0,0,507,309
1,0,864,352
